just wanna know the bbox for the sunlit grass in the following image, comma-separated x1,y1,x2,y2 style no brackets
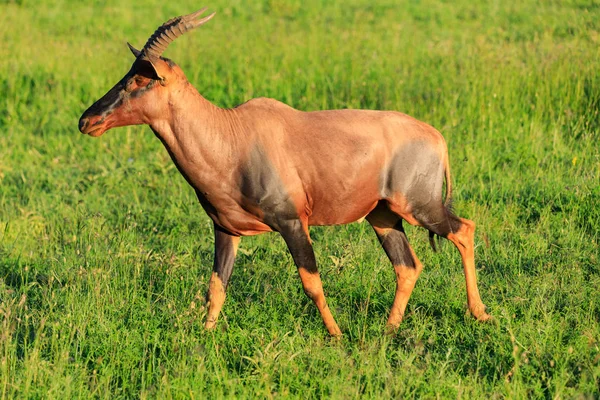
0,0,599,398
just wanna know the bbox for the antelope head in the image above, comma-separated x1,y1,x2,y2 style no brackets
79,8,215,137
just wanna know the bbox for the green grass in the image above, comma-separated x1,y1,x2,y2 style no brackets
1,0,599,397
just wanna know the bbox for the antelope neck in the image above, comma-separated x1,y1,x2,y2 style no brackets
151,87,238,158
148,84,244,194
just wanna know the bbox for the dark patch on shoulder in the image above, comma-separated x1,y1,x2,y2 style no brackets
239,145,298,231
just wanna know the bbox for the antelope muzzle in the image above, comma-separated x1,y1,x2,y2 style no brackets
79,82,125,137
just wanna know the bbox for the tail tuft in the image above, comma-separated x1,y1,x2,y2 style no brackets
430,153,453,252
428,231,438,252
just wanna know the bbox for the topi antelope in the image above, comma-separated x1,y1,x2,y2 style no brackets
79,8,490,336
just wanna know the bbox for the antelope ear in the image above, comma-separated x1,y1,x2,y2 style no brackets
127,42,142,58
146,57,172,82
134,56,171,82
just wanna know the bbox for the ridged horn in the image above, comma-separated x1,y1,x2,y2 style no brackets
141,8,215,60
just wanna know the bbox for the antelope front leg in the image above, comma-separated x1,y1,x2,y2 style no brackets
279,219,342,337
205,224,241,329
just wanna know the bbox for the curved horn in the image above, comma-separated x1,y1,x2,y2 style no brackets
127,42,142,58
141,7,215,60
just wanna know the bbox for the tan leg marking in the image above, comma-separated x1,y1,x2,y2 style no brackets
205,272,226,329
298,267,342,337
372,226,424,333
447,218,491,321
387,262,424,331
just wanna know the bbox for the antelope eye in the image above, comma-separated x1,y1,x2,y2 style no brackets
125,79,135,92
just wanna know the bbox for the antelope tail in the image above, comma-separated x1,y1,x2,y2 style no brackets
428,156,453,252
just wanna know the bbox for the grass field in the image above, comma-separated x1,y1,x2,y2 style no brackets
1,0,599,397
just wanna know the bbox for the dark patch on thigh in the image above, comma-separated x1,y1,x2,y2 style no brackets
382,141,455,234
381,140,443,206
239,144,298,231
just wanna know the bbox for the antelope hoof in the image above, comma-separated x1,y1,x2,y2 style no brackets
476,312,493,322
329,330,342,339
204,319,217,330
327,326,343,338
469,303,492,322
384,323,400,336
